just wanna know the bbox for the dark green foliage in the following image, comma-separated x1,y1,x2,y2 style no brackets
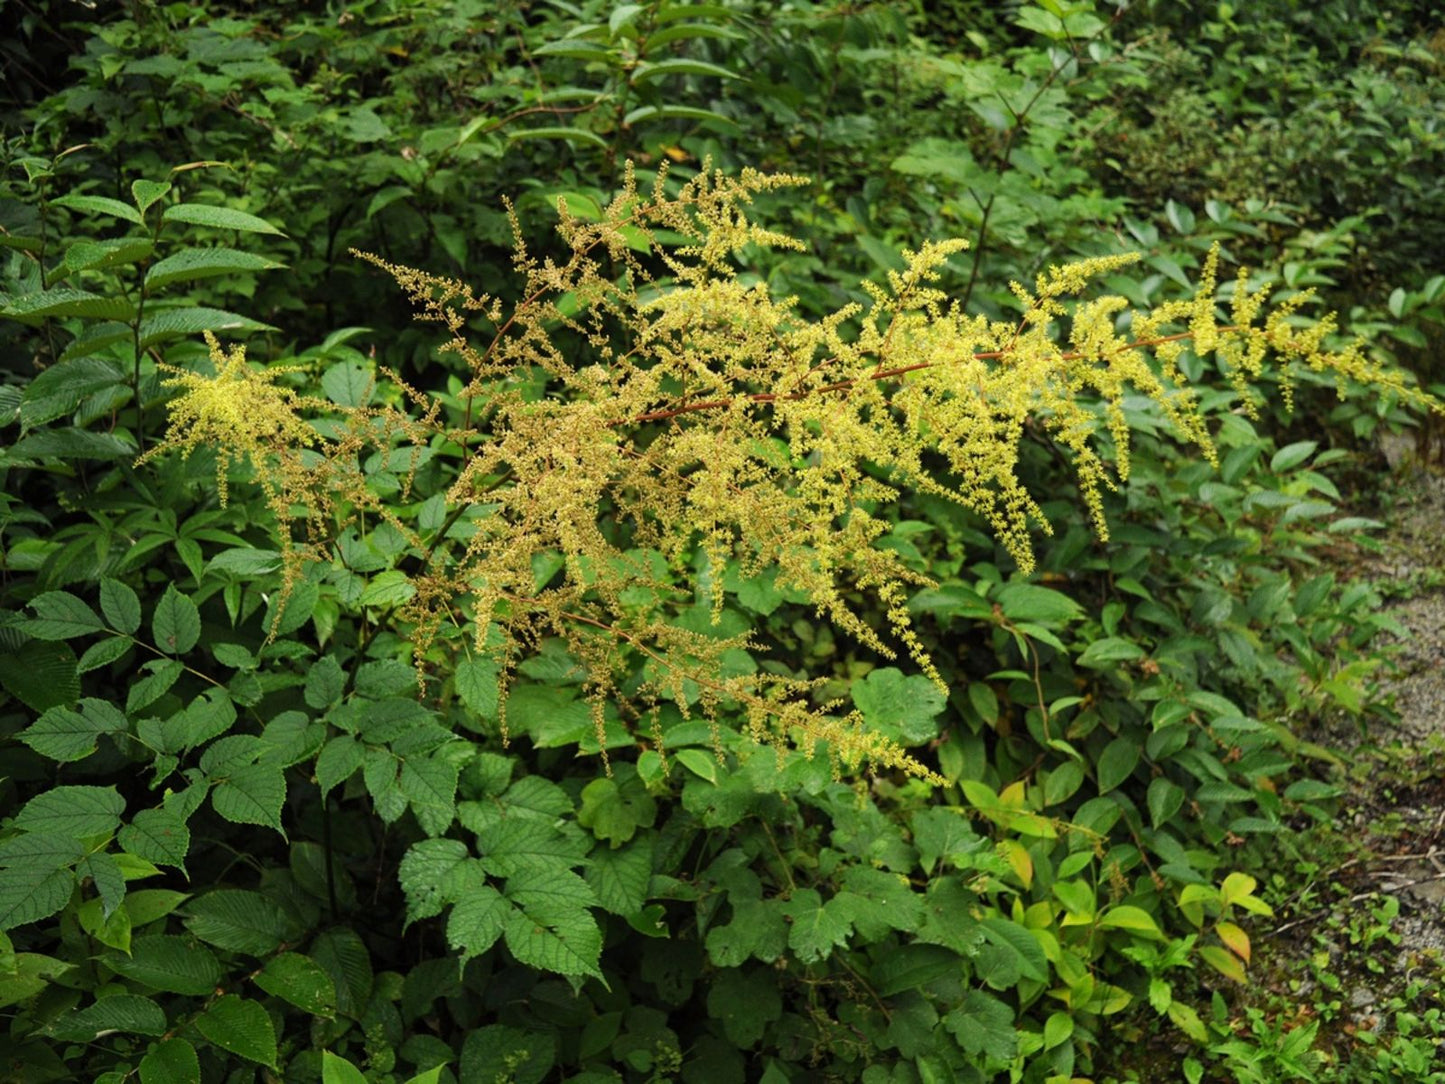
0,2,1440,1082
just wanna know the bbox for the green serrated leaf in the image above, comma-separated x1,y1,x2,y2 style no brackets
183,890,291,955
586,837,652,916
49,994,166,1040
100,579,143,634
52,193,144,223
503,867,602,979
25,590,105,640
315,735,364,798
211,764,286,832
108,935,221,995
455,656,499,719
399,752,461,838
20,356,125,429
447,883,508,964
943,989,1017,1060
162,203,285,236
195,995,278,1067
979,917,1049,982
321,361,374,407
15,785,124,836
254,952,336,1017
139,1037,200,1084
2,287,135,324
780,888,850,963
138,306,275,348
852,667,946,745
0,864,74,930
118,809,192,872
145,247,282,290
152,585,200,655
0,640,80,712
127,659,184,713
0,831,85,871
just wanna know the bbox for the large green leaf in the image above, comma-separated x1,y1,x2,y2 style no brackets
851,667,946,745
137,307,275,348
194,995,278,1067
943,990,1017,1060
447,883,508,964
585,837,652,916
502,868,602,980
779,889,851,963
48,995,166,1040
118,809,191,871
138,1037,200,1084
254,952,336,1017
0,863,75,930
161,203,286,235
20,356,125,429
20,699,126,762
152,584,201,655
100,578,142,635
107,936,222,995
183,890,292,955
210,764,285,832
322,1052,369,1084
144,247,283,290
14,785,124,836
1,287,134,324
51,193,143,223
1,640,80,714
24,590,106,640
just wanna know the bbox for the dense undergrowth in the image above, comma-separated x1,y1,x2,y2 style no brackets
1,2,1443,1082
